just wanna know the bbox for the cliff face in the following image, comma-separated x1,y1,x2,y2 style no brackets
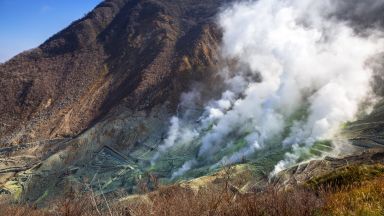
0,0,225,145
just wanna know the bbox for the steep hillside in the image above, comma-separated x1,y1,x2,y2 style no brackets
0,0,233,203
0,0,225,146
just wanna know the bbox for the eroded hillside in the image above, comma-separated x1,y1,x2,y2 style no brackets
0,0,225,145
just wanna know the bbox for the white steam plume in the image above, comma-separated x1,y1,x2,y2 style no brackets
152,0,384,177
217,0,384,173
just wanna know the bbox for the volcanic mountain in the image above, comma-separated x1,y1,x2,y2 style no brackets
0,0,226,145
0,0,231,201
1,0,384,210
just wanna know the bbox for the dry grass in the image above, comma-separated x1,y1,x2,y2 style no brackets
3,163,384,216
307,164,384,190
120,185,323,216
0,203,49,216
0,188,110,216
323,176,384,216
0,183,324,216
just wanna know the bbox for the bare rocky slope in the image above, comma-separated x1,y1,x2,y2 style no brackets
0,0,226,146
0,0,231,202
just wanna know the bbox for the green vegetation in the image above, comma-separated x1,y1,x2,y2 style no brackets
212,137,248,162
3,180,23,200
282,104,309,138
308,140,333,157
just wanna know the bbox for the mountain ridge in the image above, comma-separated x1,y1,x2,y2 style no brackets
0,0,227,146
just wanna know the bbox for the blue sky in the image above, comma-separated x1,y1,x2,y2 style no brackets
0,0,102,62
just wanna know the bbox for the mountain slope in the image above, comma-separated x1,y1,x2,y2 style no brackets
0,0,225,146
0,0,233,202
1,0,384,207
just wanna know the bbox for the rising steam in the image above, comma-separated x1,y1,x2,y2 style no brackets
151,0,384,178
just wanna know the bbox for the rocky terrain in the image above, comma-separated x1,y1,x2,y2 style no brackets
1,0,384,214
0,0,231,202
0,0,225,145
